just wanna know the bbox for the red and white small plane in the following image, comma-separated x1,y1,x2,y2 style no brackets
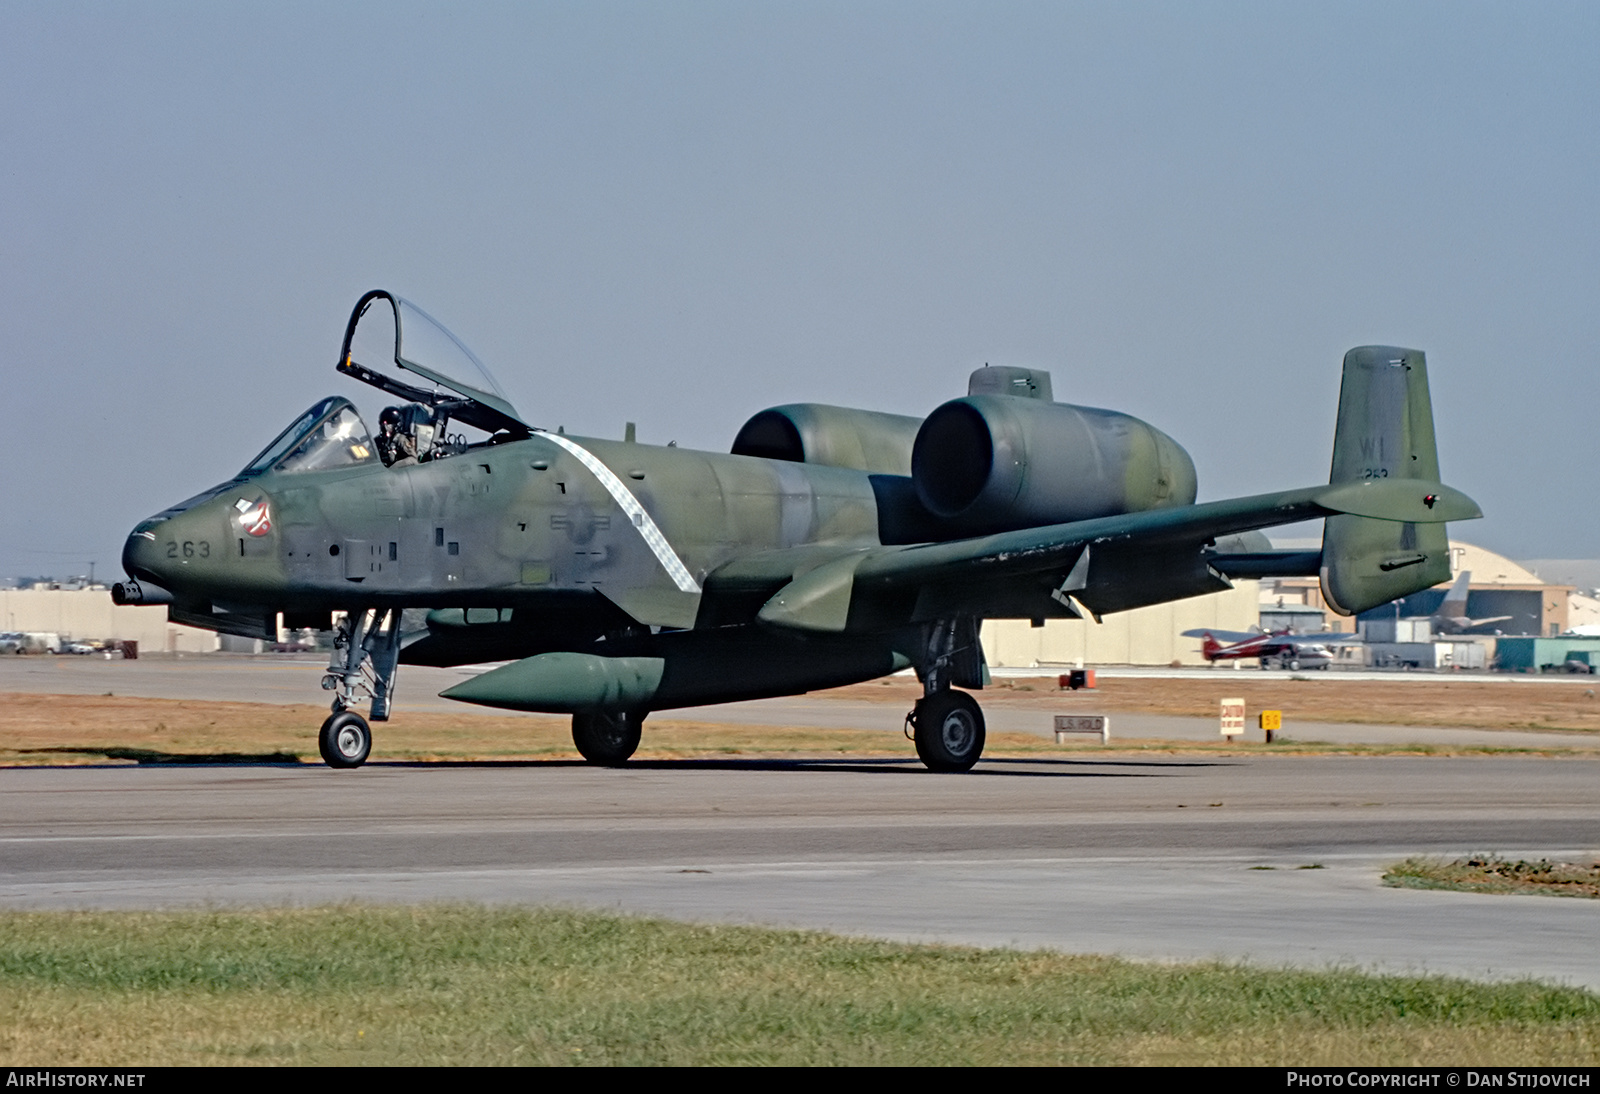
1182,627,1361,670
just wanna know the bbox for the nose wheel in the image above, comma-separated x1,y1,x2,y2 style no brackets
319,710,372,768
315,608,403,767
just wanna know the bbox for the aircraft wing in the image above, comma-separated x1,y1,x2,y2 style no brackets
1179,628,1263,644
747,478,1479,634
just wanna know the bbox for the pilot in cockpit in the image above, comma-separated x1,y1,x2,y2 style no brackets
376,406,419,467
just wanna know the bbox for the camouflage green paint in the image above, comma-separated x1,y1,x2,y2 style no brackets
1321,346,1452,616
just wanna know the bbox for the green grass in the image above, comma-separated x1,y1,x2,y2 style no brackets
1385,856,1600,899
2,906,1598,1065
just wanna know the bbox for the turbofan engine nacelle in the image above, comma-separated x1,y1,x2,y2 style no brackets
910,395,1198,534
732,404,924,476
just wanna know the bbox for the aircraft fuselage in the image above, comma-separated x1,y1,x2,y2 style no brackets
125,429,882,632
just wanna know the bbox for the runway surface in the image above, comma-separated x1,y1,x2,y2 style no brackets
3,756,1599,989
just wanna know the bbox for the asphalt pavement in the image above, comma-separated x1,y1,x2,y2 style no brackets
3,654,1599,990
2,755,1598,989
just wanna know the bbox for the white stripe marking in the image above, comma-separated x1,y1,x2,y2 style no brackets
540,433,702,593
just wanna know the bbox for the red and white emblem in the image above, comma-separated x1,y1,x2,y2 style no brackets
235,497,272,537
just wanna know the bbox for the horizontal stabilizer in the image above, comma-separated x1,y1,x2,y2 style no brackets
1206,551,1322,579
1312,480,1478,524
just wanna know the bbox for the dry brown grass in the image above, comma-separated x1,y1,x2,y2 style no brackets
3,677,1597,766
0,691,935,765
836,674,1600,733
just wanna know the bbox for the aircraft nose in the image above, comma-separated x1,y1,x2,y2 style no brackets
121,524,165,583
118,487,237,590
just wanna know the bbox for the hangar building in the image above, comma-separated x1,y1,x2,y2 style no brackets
0,585,218,653
983,540,1594,669
1357,542,1579,638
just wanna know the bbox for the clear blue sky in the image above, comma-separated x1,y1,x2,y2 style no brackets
2,1,1595,580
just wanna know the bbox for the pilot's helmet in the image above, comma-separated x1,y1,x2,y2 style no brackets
379,406,403,430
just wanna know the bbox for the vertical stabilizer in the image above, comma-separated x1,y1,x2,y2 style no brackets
1436,570,1471,616
1320,347,1452,615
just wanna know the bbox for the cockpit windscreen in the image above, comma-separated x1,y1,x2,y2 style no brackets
242,397,376,475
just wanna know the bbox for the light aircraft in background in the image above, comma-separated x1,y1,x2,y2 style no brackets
112,291,1480,771
1183,627,1361,670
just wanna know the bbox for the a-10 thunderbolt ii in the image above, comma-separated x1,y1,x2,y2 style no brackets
113,290,1481,771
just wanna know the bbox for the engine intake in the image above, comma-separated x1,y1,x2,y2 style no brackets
732,404,923,476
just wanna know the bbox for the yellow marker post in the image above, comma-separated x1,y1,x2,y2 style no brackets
1259,709,1282,743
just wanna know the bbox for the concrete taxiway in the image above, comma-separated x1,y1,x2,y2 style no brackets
2,756,1598,989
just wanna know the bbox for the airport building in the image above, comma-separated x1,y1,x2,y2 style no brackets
983,540,1595,670
0,586,218,653
980,579,1260,669
1492,637,1600,674
1360,542,1578,639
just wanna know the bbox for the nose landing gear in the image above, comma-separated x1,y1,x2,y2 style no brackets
316,608,402,768
319,710,373,767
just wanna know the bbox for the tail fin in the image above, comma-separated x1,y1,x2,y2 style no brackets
1320,346,1452,616
1436,569,1471,616
1201,634,1220,660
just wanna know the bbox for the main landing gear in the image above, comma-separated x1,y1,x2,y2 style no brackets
909,690,986,772
906,618,988,773
316,608,402,769
571,710,645,765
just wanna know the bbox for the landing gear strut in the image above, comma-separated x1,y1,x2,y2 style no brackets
316,608,402,768
906,617,988,773
572,710,644,765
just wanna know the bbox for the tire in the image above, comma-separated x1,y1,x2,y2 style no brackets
912,691,986,773
318,711,372,768
1287,658,1301,671
572,710,643,765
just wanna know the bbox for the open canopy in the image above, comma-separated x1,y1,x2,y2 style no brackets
337,290,530,438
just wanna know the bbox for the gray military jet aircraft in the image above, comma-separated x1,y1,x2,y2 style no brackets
1430,570,1514,634
114,291,1480,771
